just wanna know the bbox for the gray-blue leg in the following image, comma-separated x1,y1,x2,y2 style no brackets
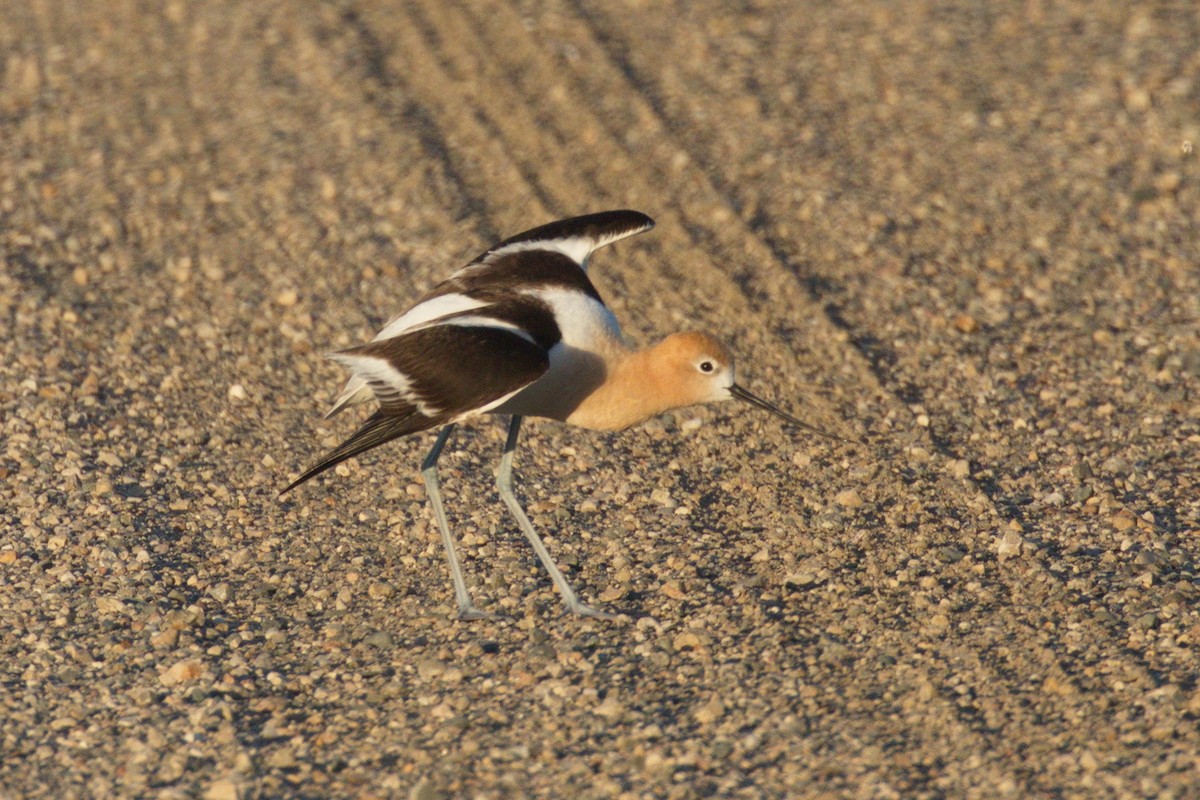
496,416,616,619
422,424,496,620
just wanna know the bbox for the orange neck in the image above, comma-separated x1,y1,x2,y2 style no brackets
565,342,684,431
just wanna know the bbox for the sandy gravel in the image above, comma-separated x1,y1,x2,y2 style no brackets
2,1,1198,798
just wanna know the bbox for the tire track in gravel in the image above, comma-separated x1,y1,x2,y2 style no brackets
556,0,1003,512
528,0,1084,769
345,7,1139,786
330,0,1051,789
556,0,1135,768
457,0,1125,780
336,1,560,242
330,8,1104,775
337,5,1182,788
335,4,502,243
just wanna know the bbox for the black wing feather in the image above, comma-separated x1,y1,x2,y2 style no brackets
279,410,436,496
283,325,552,495
469,209,654,265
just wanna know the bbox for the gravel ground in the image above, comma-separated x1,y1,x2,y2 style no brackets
2,1,1198,798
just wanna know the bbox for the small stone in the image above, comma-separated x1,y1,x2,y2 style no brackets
416,659,446,680
694,697,725,725
160,658,204,687
72,266,89,286
953,313,979,333
673,631,702,651
151,628,179,649
96,596,128,614
97,450,123,468
996,529,1024,560
1042,676,1074,696
784,571,817,588
1134,612,1158,630
410,778,443,800
834,489,863,508
935,546,966,564
660,581,686,600
368,581,395,599
650,488,676,508
204,778,241,800
275,289,299,307
598,585,626,602
593,695,625,723
228,383,247,401
0,550,17,565
363,630,394,649
156,752,188,783
949,459,971,479
266,747,296,769
1111,511,1136,531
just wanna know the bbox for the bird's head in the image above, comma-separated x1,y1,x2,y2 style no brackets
653,331,854,443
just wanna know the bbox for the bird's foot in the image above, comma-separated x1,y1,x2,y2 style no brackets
456,605,507,621
565,601,622,621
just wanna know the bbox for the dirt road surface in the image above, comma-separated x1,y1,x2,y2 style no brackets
3,2,1198,797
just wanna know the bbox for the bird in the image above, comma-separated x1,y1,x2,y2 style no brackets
281,210,852,620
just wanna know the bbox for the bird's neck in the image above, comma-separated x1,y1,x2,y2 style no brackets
565,340,682,431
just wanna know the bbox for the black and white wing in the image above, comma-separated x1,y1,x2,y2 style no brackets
282,323,550,494
468,209,655,269
324,210,654,418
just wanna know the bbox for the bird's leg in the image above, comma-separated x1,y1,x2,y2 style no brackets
496,416,617,620
421,424,497,620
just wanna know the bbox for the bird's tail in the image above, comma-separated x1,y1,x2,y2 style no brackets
279,410,435,496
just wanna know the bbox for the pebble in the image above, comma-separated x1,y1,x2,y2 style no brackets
834,488,863,508
693,697,725,725
265,747,297,769
593,695,625,723
203,779,241,800
368,581,395,599
275,289,299,307
160,659,204,687
1111,511,1136,532
410,778,444,800
953,313,979,333
363,630,394,649
996,529,1025,560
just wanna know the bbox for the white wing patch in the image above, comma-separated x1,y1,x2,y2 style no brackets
324,293,487,418
522,286,624,347
432,314,538,344
373,293,487,341
487,237,596,268
327,352,442,417
485,221,651,270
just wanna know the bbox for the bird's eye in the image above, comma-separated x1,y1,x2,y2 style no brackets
699,360,715,373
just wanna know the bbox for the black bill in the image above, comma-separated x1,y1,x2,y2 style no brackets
729,384,857,445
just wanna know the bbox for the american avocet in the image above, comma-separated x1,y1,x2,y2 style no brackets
282,210,850,620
